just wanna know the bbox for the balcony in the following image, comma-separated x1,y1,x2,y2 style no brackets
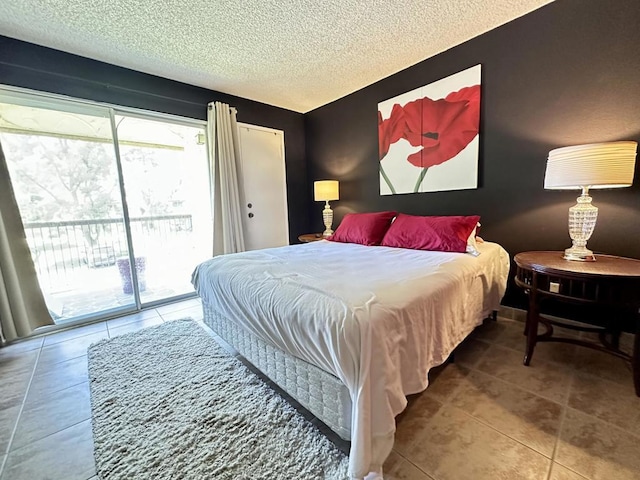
24,214,206,323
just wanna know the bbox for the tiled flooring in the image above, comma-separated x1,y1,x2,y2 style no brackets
386,317,640,480
1,305,639,480
0,297,203,480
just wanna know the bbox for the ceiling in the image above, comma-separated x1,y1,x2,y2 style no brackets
1,0,553,113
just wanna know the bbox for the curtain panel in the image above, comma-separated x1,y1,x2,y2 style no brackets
0,141,53,343
207,102,246,256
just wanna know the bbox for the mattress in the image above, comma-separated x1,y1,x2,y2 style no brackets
192,240,510,478
204,306,352,440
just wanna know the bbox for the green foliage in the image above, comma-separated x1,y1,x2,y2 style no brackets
1,134,184,223
2,134,119,222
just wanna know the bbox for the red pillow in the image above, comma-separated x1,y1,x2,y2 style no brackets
381,214,481,252
328,211,397,246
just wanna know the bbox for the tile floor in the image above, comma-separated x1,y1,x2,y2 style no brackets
1,303,639,480
0,297,203,480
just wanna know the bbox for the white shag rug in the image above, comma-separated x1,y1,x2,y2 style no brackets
88,319,349,480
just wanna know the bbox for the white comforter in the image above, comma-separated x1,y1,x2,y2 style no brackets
192,240,510,478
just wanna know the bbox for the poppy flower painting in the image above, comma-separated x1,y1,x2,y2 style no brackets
378,65,481,195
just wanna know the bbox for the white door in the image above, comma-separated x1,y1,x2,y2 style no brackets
237,123,289,251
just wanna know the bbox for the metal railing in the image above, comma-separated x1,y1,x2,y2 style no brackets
24,214,193,289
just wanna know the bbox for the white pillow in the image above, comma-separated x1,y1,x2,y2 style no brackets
466,223,481,256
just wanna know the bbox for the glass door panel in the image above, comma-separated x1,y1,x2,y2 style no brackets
0,97,136,323
115,114,212,305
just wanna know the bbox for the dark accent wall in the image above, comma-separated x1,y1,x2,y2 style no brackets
0,35,309,244
305,0,640,308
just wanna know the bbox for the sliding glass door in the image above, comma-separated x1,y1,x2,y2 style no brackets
0,88,211,324
115,114,212,305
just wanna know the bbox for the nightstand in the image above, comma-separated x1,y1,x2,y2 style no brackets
514,251,640,396
298,233,325,243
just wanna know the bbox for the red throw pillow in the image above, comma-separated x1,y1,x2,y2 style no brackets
381,214,481,252
328,211,397,246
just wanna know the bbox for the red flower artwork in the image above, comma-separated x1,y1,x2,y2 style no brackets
378,84,480,168
378,65,481,195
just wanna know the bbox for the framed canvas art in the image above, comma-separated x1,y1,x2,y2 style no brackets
378,64,481,195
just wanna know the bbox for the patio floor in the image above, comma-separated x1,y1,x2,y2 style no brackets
43,258,200,323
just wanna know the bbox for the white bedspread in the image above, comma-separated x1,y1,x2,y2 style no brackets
192,240,510,478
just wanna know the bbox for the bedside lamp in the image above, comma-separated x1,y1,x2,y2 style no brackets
544,141,637,261
314,180,339,237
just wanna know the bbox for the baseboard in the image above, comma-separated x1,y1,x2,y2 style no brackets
498,304,605,330
498,305,527,323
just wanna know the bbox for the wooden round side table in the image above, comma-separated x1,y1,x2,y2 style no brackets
298,233,325,243
514,251,640,396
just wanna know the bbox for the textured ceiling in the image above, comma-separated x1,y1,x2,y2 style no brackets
1,0,553,113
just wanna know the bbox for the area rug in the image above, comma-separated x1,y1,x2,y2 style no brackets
88,319,349,479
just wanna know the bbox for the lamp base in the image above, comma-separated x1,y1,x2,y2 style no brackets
322,202,334,238
564,188,598,262
563,246,596,262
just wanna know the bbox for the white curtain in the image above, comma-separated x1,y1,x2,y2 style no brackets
0,141,54,343
207,102,246,256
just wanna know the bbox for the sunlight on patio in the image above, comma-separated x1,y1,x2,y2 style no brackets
28,217,210,323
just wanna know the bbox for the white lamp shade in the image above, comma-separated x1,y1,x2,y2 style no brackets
544,141,637,190
314,180,339,201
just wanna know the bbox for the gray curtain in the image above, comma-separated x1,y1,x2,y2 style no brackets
207,102,246,255
0,141,54,343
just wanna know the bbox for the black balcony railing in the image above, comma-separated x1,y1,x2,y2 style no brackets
23,214,193,288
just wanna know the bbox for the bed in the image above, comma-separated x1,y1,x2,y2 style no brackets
192,239,510,479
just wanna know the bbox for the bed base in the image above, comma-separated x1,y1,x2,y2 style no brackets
203,304,352,441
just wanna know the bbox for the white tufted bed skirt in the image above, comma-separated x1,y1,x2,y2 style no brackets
203,305,353,440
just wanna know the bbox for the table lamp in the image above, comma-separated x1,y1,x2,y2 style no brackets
314,180,339,237
544,141,637,261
